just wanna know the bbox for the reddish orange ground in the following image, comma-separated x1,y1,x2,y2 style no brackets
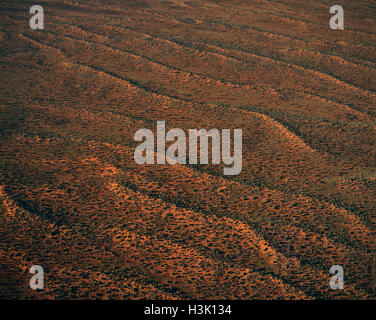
0,0,375,299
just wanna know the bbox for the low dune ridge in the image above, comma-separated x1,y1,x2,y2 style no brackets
0,0,375,299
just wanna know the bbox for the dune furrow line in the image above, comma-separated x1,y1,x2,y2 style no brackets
11,103,375,256
2,40,374,234
54,16,373,110
3,3,375,299
159,10,376,68
53,135,372,270
26,26,376,176
21,31,332,160
2,153,308,299
6,133,374,298
51,20,374,122
211,0,376,38
98,23,376,115
198,40,376,97
113,9,376,92
2,104,374,298
104,181,315,298
0,136,356,298
117,171,374,287
0,183,191,299
0,185,182,299
8,37,373,229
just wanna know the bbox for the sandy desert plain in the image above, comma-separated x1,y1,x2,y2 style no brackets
0,0,375,299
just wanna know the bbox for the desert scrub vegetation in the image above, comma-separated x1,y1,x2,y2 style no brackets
0,0,375,299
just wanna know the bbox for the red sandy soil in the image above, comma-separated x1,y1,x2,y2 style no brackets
0,0,375,299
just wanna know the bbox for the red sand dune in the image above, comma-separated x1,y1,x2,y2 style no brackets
0,0,375,299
